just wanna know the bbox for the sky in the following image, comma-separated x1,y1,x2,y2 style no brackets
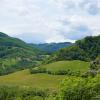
0,0,100,43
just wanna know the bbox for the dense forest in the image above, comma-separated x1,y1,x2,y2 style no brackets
45,35,100,63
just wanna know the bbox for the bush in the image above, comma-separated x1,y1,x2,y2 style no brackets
81,70,97,78
58,75,100,100
30,67,81,76
0,86,51,100
47,70,81,76
30,67,47,74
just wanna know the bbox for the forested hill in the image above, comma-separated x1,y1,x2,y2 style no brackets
0,32,41,75
0,32,38,51
46,35,100,63
29,42,72,54
0,32,9,37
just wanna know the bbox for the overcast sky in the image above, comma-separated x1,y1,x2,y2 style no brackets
0,0,100,43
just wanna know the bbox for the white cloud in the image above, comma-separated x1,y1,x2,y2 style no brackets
45,33,75,43
0,0,100,43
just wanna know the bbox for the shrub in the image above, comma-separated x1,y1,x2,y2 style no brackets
0,86,51,100
58,75,100,100
30,67,81,76
30,67,47,74
81,70,97,78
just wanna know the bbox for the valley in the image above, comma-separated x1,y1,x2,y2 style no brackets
0,32,99,100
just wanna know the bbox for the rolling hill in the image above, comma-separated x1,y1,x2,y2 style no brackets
0,33,99,100
41,60,89,73
0,69,66,90
0,60,89,90
0,32,41,75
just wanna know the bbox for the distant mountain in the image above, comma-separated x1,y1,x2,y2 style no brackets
45,35,100,63
29,42,72,54
0,32,41,75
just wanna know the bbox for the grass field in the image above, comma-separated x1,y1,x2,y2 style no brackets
0,60,89,90
42,60,89,72
0,69,66,90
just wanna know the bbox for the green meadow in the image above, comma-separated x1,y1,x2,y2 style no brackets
42,60,89,72
0,60,89,90
0,69,66,90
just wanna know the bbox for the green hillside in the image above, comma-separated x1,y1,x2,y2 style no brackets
0,69,66,90
0,32,41,75
42,60,89,72
0,33,99,100
0,32,39,52
46,35,100,63
0,60,89,89
30,60,89,76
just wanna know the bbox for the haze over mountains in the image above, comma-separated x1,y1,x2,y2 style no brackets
0,32,72,75
29,42,72,54
0,32,41,75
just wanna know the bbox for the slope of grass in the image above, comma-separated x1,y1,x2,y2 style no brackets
0,69,66,90
0,60,89,90
42,60,89,73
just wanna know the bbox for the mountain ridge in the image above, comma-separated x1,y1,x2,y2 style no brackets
45,35,100,63
0,32,41,75
29,42,72,54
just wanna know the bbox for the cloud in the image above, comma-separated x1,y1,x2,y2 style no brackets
0,0,100,43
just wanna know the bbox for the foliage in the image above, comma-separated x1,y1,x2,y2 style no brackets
46,36,100,63
58,75,100,100
0,86,52,100
30,60,88,76
82,57,100,78
81,70,97,78
95,56,100,64
0,32,42,75
30,67,81,76
29,42,72,54
30,67,47,74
